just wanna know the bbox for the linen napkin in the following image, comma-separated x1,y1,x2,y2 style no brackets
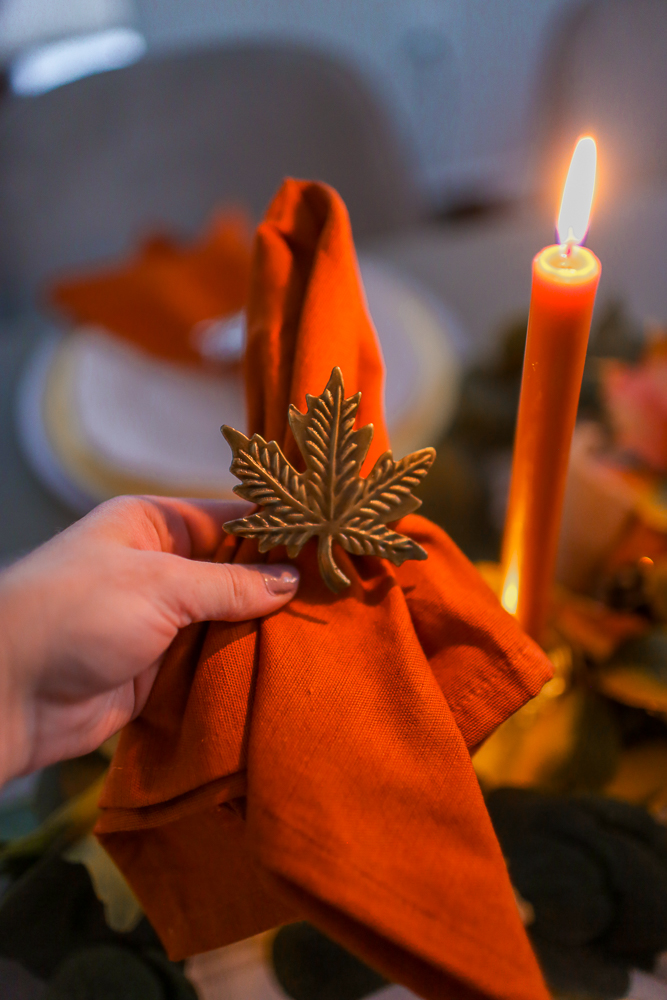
51,210,251,366
96,180,553,1000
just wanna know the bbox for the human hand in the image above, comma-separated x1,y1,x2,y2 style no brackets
0,496,299,785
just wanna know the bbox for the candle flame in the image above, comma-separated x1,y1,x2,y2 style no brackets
557,136,597,246
501,554,519,615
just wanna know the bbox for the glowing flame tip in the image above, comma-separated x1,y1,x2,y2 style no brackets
557,135,597,247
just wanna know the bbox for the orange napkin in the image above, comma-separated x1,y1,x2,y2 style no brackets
50,210,252,366
96,180,553,1000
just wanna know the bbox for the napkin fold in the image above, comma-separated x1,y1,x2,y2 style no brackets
96,180,553,1000
50,210,252,366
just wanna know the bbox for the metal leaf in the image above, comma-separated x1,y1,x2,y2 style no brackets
354,448,436,523
222,367,435,593
338,521,428,564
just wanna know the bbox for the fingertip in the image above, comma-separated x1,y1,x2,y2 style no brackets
256,565,300,597
213,562,300,620
172,559,300,624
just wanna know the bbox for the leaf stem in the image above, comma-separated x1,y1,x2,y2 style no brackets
317,534,350,593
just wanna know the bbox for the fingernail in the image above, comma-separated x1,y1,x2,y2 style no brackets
258,565,300,596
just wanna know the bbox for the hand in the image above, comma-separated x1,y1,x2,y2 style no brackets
0,496,299,785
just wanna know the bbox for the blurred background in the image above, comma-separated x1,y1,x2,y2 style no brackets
2,3,667,1000
0,0,592,209
1,0,667,560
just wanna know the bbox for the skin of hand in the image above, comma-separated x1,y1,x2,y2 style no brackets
0,495,299,787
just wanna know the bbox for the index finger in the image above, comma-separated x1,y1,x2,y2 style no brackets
81,495,254,558
140,496,255,558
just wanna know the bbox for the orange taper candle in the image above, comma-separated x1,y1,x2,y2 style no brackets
500,137,601,641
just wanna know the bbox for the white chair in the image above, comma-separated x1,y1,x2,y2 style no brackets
0,41,419,307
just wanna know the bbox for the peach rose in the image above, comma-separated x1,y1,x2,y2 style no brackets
602,356,667,472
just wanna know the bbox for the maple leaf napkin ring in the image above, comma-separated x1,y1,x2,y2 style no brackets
222,368,436,592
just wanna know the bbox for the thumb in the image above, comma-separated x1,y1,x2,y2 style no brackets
161,557,300,624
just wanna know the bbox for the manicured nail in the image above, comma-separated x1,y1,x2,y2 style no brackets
259,565,300,596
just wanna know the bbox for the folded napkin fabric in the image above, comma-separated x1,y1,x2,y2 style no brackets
50,210,252,366
96,180,553,1000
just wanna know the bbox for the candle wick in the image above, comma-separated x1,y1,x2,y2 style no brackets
559,229,577,259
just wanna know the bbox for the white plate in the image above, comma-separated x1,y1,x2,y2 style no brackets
17,256,464,514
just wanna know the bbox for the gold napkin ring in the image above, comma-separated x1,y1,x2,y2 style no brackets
222,367,435,592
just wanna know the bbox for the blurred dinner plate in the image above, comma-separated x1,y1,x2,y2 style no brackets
16,256,463,514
